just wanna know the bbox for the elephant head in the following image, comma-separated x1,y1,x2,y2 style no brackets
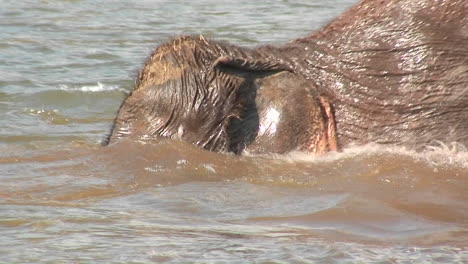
106,36,337,154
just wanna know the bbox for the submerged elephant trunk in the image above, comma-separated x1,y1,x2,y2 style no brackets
106,0,468,155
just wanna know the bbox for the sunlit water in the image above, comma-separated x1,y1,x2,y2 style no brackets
1,0,467,263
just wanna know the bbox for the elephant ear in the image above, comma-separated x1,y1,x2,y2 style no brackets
212,56,293,73
203,55,295,154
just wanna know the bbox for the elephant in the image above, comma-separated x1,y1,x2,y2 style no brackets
105,0,468,155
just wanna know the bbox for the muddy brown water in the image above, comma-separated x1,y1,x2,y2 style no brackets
1,0,467,263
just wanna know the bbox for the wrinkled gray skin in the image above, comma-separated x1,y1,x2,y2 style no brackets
106,0,468,155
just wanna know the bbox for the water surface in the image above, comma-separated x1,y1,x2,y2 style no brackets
1,0,467,263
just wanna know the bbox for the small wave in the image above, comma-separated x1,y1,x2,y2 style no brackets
26,108,69,125
59,82,129,93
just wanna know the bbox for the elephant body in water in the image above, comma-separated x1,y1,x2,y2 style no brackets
106,0,468,155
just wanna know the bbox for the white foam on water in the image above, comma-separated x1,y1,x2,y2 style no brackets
59,82,128,93
250,142,468,169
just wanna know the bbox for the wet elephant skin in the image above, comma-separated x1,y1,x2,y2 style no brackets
106,0,468,155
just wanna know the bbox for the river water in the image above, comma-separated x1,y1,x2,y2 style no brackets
1,0,467,263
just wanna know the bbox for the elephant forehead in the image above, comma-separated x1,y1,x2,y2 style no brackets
137,60,186,89
136,36,214,90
